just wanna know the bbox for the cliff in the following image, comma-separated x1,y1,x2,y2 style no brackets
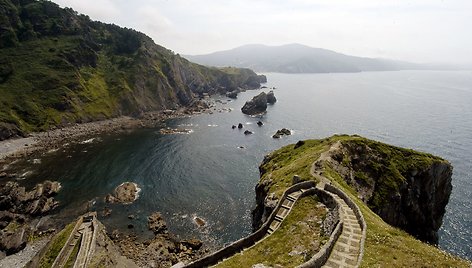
324,138,452,244
251,135,467,266
0,0,266,140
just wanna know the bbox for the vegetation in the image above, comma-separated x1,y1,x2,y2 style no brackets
64,235,81,268
339,137,446,211
217,195,327,267
39,222,75,268
0,0,265,139
246,135,470,267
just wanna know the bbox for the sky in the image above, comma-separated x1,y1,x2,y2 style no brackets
52,0,472,64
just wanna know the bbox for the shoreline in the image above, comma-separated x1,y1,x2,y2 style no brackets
0,106,207,164
0,103,217,265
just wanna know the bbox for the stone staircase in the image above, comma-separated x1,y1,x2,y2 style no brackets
323,194,363,268
267,189,305,235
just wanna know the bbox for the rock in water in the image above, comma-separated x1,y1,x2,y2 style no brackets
272,128,291,138
148,212,168,234
241,92,268,115
226,91,238,99
105,182,140,204
267,90,277,104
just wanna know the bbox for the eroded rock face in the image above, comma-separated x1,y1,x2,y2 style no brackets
0,180,60,254
241,92,268,115
267,90,277,104
105,182,140,204
327,140,453,244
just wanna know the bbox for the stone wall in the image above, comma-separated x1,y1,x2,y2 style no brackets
324,184,367,267
184,181,317,267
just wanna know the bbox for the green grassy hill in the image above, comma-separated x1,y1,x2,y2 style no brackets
252,135,470,267
0,0,265,140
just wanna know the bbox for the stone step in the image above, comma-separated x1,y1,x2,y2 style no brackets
274,215,284,221
281,204,291,210
286,195,296,202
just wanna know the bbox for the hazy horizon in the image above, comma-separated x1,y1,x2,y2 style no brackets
53,0,472,65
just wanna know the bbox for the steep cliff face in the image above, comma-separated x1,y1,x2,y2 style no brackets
326,138,452,244
0,0,266,140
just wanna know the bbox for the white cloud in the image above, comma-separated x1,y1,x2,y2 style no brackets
51,0,472,64
53,0,121,22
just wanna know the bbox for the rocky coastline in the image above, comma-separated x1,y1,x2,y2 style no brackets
0,99,218,263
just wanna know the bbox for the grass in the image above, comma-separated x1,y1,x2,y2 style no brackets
222,135,471,267
258,139,330,198
64,235,82,268
39,222,75,268
217,195,327,267
324,164,469,267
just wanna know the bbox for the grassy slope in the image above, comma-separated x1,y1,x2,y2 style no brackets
249,135,470,267
217,195,327,267
39,222,75,268
0,0,265,138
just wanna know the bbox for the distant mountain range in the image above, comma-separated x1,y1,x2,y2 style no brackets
185,44,439,73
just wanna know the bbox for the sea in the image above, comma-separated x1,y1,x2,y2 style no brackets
8,70,472,260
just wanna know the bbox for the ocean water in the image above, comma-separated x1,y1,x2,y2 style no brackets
9,71,472,259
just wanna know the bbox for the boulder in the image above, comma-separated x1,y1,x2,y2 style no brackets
241,92,268,115
105,182,140,204
267,90,277,104
294,140,305,149
257,121,263,126
272,128,291,139
148,212,167,234
226,91,238,99
232,125,236,129
244,130,253,135
238,123,243,129
0,226,30,255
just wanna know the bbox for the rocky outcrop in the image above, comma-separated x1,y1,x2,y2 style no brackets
148,212,167,234
241,92,268,115
0,181,61,216
272,128,291,139
325,139,453,244
0,180,60,254
105,182,140,205
226,91,238,99
252,155,279,230
0,226,30,255
241,91,277,115
267,90,277,104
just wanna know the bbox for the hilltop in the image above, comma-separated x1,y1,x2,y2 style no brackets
0,0,266,140
209,135,470,267
185,43,424,73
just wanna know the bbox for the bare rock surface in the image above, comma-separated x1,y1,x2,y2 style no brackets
105,182,141,205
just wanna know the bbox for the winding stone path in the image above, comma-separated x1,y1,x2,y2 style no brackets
322,194,362,268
